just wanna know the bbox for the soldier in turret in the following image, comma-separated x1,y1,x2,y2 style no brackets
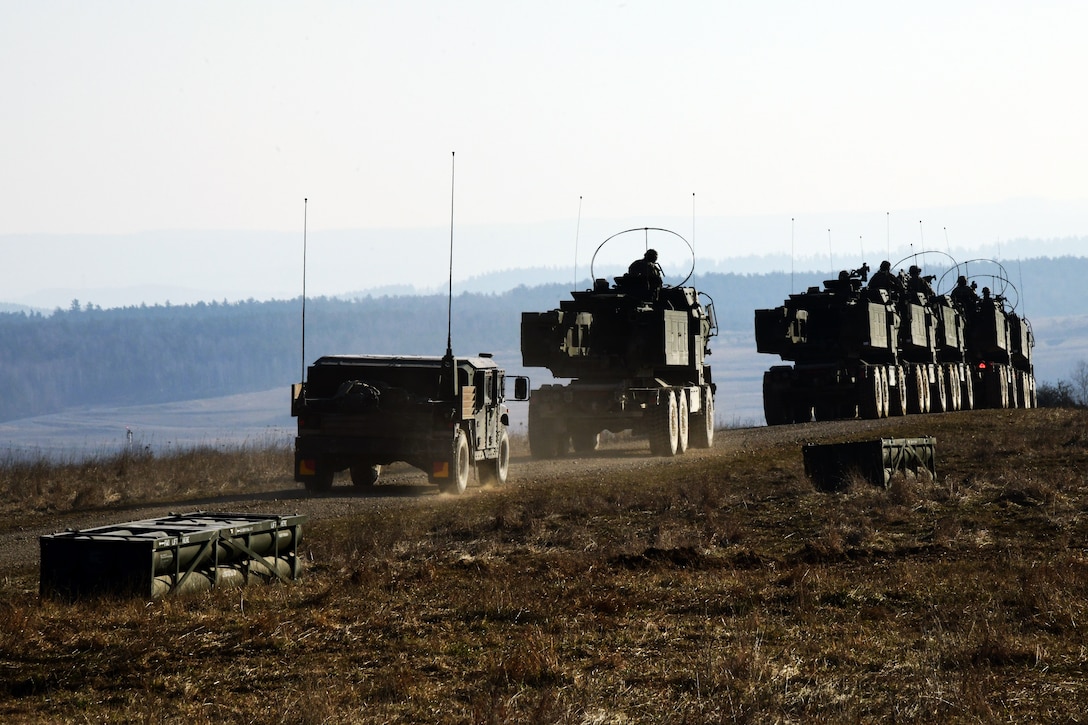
950,275,978,312
907,264,935,301
626,248,664,299
868,260,904,298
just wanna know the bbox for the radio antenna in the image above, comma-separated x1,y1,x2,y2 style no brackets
300,197,308,383
573,195,582,287
790,217,795,294
691,192,696,275
886,211,890,259
446,151,455,359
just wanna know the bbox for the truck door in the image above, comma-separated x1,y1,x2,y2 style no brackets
476,369,498,452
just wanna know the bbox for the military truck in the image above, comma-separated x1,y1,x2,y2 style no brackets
291,352,530,494
946,260,1036,410
520,228,717,458
755,256,1034,425
755,264,903,424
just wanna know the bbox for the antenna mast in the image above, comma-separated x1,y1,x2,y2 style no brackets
573,195,582,287
691,192,696,275
790,217,795,294
446,152,455,359
300,197,308,383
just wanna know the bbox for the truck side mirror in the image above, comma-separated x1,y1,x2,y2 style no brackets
513,376,531,401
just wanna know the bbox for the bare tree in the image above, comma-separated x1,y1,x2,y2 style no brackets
1072,360,1088,407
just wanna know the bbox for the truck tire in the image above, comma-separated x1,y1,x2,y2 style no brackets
350,464,381,488
528,405,566,459
690,392,714,449
439,429,471,495
944,365,961,412
888,366,907,416
570,427,600,453
930,366,947,413
305,466,334,494
676,392,690,454
479,429,510,486
859,366,885,420
762,371,790,426
960,366,975,410
649,390,679,457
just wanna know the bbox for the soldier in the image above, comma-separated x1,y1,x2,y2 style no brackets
906,264,935,300
627,249,664,298
950,275,978,312
868,260,904,297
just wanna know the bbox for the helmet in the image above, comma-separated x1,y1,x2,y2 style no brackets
957,275,967,285
644,249,658,262
879,260,891,271
909,265,921,275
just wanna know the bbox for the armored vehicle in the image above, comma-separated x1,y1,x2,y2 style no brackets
291,352,529,494
942,260,1036,409
520,228,717,457
756,264,904,424
755,256,1034,425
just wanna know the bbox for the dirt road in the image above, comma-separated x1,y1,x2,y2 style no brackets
1,418,895,574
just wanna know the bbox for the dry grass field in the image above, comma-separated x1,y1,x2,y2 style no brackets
1,407,1087,723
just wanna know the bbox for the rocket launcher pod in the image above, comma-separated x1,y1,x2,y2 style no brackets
40,511,306,600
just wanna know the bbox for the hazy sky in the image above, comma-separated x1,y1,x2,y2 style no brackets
3,1,1088,305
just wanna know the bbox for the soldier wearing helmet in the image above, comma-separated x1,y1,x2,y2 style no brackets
868,260,904,298
907,264,935,301
627,249,664,299
950,274,978,312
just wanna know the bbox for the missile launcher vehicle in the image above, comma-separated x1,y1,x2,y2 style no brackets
520,228,717,457
755,256,1034,425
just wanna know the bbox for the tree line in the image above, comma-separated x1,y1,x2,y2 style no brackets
1,256,1085,422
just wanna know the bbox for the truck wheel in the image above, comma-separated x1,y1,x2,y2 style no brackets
888,366,907,416
570,427,600,453
960,366,975,410
676,392,690,454
930,366,947,413
906,365,928,414
944,365,961,411
690,392,714,448
350,464,381,488
305,467,334,494
649,391,679,457
857,367,883,418
479,429,510,486
439,429,471,495
529,405,566,459
762,372,789,426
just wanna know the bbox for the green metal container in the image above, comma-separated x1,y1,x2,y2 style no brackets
40,511,306,600
803,437,936,491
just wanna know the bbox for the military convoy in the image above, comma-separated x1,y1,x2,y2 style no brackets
520,228,718,457
754,257,1035,424
291,352,529,493
291,228,1037,498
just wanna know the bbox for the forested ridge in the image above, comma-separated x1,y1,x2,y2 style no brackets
1,256,1084,423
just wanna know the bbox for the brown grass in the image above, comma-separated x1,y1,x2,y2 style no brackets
2,409,1088,722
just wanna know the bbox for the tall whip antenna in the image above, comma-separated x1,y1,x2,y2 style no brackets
691,192,696,275
886,211,890,259
300,197,308,383
827,228,833,272
446,151,455,359
790,217,795,294
573,195,582,287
